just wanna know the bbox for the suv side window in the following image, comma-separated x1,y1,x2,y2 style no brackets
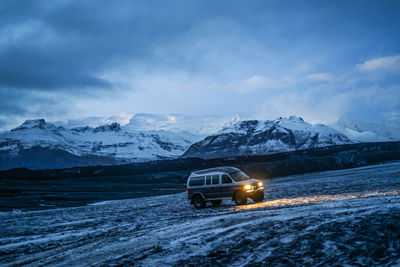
189,176,205,186
222,174,232,184
205,176,211,185
212,175,219,184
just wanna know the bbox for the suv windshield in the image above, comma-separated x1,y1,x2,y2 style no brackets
229,171,249,182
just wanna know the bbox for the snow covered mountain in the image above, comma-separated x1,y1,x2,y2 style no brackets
0,113,244,170
0,115,359,170
0,119,204,170
330,116,400,142
53,113,241,135
182,116,352,159
122,113,241,135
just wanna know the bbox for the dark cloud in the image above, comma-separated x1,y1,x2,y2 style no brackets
1,0,399,92
0,0,222,92
0,87,72,130
0,88,29,113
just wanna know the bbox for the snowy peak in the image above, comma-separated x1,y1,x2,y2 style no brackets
220,116,344,137
288,115,304,122
182,116,352,159
337,116,363,132
93,122,122,133
70,122,122,133
11,119,56,131
125,113,241,135
220,120,258,134
52,115,133,129
49,113,241,135
331,116,400,142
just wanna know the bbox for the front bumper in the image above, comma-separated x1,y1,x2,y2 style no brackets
244,187,264,196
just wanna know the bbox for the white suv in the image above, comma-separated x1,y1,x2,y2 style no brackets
186,166,264,209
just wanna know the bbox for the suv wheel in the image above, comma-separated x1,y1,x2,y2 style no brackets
193,195,206,209
211,200,222,206
251,191,264,203
234,191,247,205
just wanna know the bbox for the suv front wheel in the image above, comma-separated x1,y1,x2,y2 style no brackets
193,195,206,209
251,191,264,203
233,191,247,205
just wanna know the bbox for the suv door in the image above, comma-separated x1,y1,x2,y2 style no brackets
188,176,205,198
220,174,236,197
203,175,213,198
207,174,221,199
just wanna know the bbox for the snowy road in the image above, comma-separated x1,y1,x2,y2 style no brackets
1,161,400,266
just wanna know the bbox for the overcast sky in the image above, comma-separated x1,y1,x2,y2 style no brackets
1,0,400,130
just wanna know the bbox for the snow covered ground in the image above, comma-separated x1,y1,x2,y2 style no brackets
1,161,400,266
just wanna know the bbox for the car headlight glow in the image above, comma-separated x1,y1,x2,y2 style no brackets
244,184,252,190
258,181,263,187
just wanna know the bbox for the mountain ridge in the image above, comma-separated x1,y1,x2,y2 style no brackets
0,118,204,170
182,116,352,159
3,114,396,170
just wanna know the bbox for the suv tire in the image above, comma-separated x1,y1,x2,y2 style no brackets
211,200,222,206
193,195,206,209
234,190,247,205
251,191,264,203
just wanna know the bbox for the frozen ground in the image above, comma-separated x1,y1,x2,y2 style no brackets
1,161,400,266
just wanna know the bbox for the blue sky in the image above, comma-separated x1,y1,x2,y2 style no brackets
1,0,400,129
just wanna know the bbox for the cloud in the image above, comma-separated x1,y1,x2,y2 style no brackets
382,110,400,121
357,55,400,73
0,87,77,129
230,75,277,94
255,89,356,124
0,0,204,92
227,71,337,95
304,73,334,82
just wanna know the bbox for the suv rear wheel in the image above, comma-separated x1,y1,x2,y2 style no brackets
251,191,264,203
211,200,222,206
234,191,247,205
193,195,206,209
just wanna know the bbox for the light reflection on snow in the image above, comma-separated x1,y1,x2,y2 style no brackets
233,190,400,211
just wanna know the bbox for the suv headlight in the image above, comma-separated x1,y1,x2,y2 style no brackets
244,184,252,190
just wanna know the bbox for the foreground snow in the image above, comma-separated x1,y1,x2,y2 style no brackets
1,161,400,266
